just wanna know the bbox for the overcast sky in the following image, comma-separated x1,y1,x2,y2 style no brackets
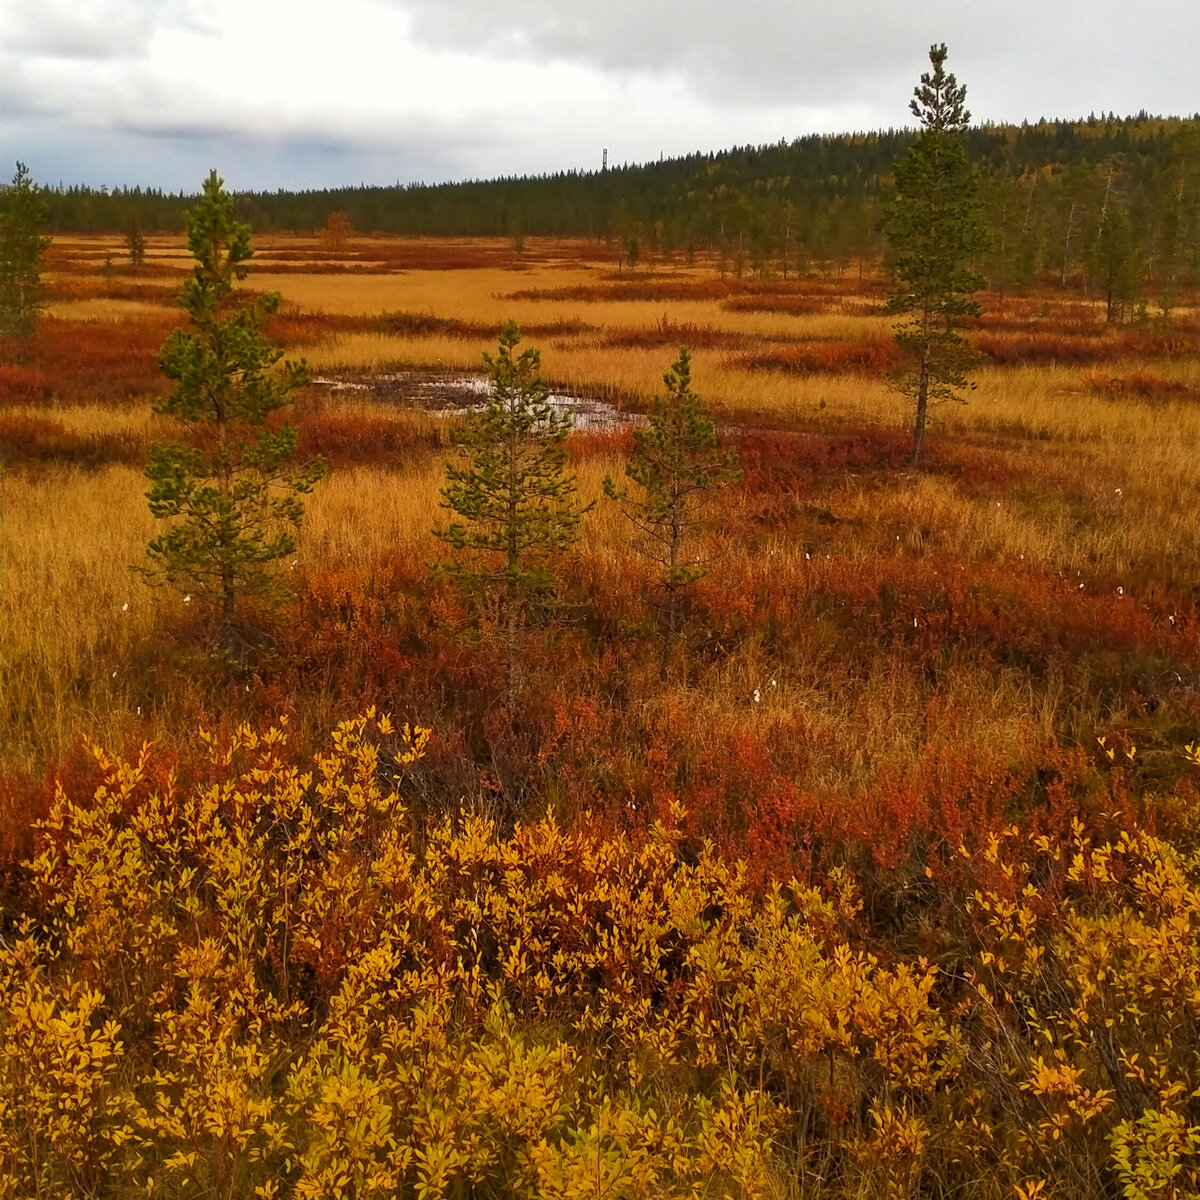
2,0,1196,193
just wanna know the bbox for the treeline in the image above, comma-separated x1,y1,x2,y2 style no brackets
34,114,1200,302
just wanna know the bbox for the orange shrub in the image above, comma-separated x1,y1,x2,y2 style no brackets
1081,368,1194,401
294,410,438,465
722,293,835,315
727,337,899,376
0,364,54,403
17,315,180,402
0,413,145,466
602,316,745,349
977,327,1195,365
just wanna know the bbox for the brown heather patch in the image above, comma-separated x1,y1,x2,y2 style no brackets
11,315,182,404
45,253,188,281
970,297,1103,333
249,261,404,276
505,274,881,305
254,237,612,273
255,242,505,271
256,249,376,264
730,429,1021,502
721,294,837,316
47,277,180,304
0,364,55,403
1081,368,1197,402
0,413,146,468
798,552,1199,666
565,426,635,463
505,279,735,303
976,327,1197,365
601,316,748,350
294,407,449,466
727,337,899,376
267,309,598,349
519,316,601,338
265,312,382,345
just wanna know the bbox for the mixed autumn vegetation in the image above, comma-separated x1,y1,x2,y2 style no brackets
1,52,1198,1200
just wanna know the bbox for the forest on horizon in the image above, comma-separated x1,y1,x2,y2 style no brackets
32,113,1199,309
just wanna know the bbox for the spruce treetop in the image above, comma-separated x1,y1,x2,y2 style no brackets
887,46,986,322
910,43,970,132
157,169,304,427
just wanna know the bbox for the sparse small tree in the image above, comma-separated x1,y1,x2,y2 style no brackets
507,206,526,257
145,170,326,653
0,161,51,359
625,233,641,273
1156,129,1198,326
436,322,591,703
885,44,986,469
1091,201,1139,324
604,347,740,679
320,210,353,253
125,221,146,272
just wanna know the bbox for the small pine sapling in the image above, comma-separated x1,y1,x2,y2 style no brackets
0,161,51,359
144,169,326,654
436,321,592,702
604,347,740,679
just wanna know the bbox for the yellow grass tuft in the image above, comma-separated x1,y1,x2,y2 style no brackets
46,298,173,320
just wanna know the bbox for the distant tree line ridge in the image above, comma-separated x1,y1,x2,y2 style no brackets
23,114,1200,297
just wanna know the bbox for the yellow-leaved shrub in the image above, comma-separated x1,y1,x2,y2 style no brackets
1,713,1197,1199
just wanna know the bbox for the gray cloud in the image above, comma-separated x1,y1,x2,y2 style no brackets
400,0,1200,118
3,0,217,61
1,0,1195,192
1,104,506,193
403,0,940,102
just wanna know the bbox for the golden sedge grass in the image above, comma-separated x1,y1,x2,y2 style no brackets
1,466,162,762
6,239,1195,774
259,267,894,341
3,403,175,440
45,299,174,320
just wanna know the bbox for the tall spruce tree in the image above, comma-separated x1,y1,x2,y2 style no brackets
0,162,51,359
145,170,325,652
436,322,591,702
885,44,986,469
604,348,740,679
